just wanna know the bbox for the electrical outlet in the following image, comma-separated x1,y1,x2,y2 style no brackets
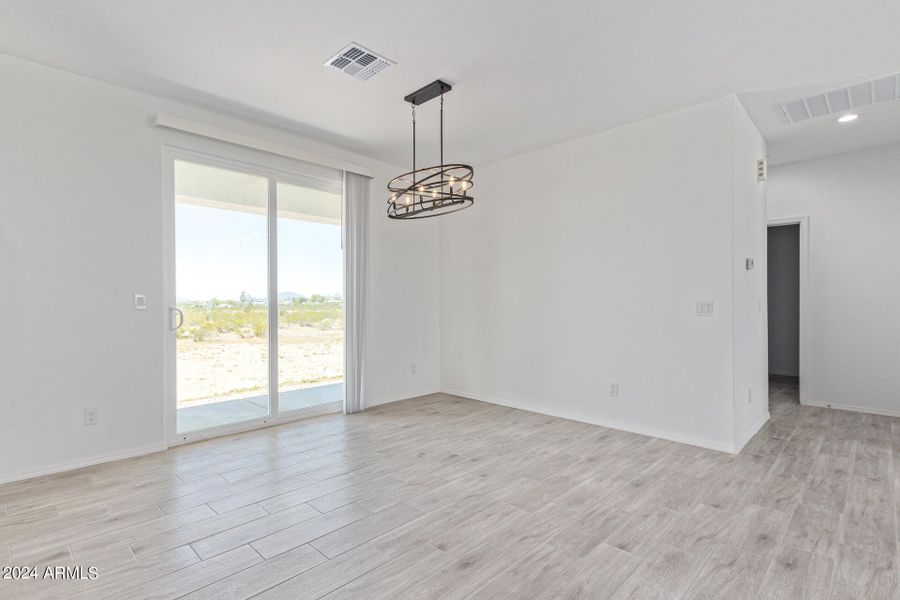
410,363,417,376
83,407,99,426
133,293,147,310
609,382,620,398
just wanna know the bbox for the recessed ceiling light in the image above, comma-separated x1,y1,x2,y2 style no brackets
837,113,859,123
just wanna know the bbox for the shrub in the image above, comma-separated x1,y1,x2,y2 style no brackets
176,299,343,341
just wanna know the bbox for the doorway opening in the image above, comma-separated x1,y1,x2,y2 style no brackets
767,219,805,410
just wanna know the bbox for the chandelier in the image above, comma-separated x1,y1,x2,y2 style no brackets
387,80,474,219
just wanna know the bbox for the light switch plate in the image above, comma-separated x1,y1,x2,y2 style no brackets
695,300,714,316
133,293,147,310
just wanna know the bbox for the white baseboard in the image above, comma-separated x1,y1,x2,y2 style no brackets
3,386,775,485
0,442,168,486
442,388,738,454
0,391,437,485
734,412,771,453
801,400,900,418
366,388,441,408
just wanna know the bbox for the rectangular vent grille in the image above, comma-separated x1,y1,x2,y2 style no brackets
324,43,394,81
780,73,900,124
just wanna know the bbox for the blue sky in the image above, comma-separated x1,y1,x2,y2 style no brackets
176,204,342,301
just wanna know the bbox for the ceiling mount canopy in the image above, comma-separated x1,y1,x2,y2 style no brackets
387,80,474,219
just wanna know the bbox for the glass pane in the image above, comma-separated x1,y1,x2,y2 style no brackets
175,160,270,432
277,181,344,412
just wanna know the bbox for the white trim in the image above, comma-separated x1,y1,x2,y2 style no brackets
2,399,345,484
767,216,810,407
734,412,771,452
801,401,900,419
153,114,373,177
162,147,177,445
161,144,342,190
442,389,739,454
267,175,279,421
367,388,442,408
0,443,167,486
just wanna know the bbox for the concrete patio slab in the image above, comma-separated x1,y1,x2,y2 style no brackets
177,382,343,432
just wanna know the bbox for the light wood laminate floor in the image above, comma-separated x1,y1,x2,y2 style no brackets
2,384,898,599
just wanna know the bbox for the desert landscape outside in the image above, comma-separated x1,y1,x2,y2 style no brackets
173,159,344,431
176,295,343,408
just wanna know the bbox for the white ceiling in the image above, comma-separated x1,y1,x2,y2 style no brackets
741,82,900,165
2,0,900,166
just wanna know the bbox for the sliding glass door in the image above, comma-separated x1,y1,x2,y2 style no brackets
276,181,344,413
174,161,271,433
169,153,343,438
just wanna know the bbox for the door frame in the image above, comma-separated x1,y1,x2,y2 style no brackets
162,144,344,446
766,215,810,406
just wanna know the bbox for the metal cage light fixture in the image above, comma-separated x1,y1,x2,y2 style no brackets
387,80,474,219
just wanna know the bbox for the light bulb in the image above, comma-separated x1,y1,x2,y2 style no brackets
405,196,412,205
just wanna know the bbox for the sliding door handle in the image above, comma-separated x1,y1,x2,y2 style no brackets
170,307,184,331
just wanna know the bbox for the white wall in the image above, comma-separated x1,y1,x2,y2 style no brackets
730,101,769,449
0,52,776,482
768,145,900,416
766,225,800,377
440,96,768,452
0,55,440,483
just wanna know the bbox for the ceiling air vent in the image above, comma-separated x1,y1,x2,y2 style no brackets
324,43,394,81
779,73,900,124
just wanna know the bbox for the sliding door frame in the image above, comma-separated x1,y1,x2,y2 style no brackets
162,144,344,446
